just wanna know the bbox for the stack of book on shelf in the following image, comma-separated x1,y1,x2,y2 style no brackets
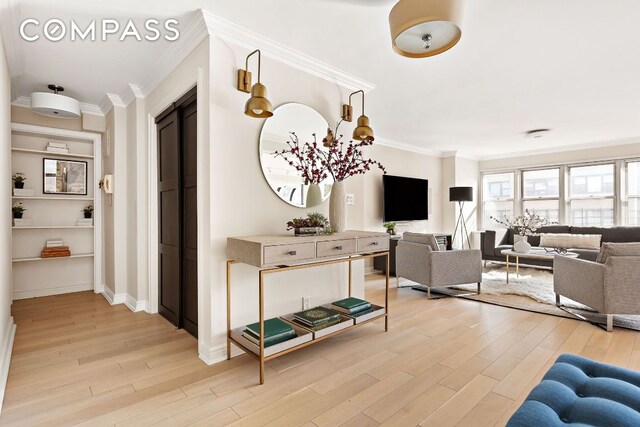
242,318,297,347
292,307,341,331
46,142,69,154
330,297,374,318
41,239,71,258
76,218,93,226
12,188,34,197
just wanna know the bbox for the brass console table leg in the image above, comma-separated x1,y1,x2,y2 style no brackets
385,252,390,332
259,270,265,385
516,256,520,278
226,260,234,360
348,260,352,297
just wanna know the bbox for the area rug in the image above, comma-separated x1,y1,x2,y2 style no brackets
411,265,640,331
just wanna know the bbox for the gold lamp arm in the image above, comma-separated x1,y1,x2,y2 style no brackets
237,49,262,93
342,90,365,122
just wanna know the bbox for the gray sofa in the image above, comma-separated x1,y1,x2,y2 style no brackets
480,226,640,267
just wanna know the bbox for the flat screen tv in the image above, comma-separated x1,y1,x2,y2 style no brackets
382,175,429,222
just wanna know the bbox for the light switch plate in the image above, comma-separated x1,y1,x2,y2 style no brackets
302,296,310,310
346,193,355,205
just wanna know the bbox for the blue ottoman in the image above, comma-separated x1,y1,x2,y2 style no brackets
507,354,640,426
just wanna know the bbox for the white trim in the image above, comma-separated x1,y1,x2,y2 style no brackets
374,136,443,157
13,283,93,300
124,294,149,313
99,93,126,115
202,10,375,93
198,343,228,366
11,96,104,117
120,83,144,107
477,136,640,161
0,318,16,414
137,11,208,98
101,285,126,305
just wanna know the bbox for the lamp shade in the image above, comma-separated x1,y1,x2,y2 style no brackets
449,186,473,202
244,83,273,118
389,0,464,58
353,115,374,141
31,91,80,119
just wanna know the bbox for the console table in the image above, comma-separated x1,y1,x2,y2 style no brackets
374,233,452,275
227,231,390,384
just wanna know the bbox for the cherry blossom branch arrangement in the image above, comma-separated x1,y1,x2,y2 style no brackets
490,209,553,236
273,121,386,183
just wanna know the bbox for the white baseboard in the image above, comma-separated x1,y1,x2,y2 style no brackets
365,267,382,276
124,294,149,313
12,283,94,300
198,342,230,366
0,317,16,415
101,286,126,305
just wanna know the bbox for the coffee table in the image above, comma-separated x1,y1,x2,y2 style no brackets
500,248,579,284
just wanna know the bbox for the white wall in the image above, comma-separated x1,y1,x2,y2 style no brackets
0,31,16,413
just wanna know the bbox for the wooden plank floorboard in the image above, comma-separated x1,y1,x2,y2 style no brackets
1,278,639,426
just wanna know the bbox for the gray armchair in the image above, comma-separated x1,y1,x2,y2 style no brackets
396,232,482,299
554,242,640,331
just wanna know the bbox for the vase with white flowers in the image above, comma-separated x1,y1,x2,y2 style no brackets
490,209,552,253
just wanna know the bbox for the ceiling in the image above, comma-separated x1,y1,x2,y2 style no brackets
2,0,640,159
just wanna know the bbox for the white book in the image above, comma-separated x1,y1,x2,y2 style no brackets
46,147,69,153
13,219,33,227
13,189,34,196
76,219,93,226
47,142,68,149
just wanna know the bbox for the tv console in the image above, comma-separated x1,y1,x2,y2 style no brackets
373,234,452,276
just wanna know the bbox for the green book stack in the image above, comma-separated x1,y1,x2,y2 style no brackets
331,297,372,315
242,318,296,347
293,307,341,330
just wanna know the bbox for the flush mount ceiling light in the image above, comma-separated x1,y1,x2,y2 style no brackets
525,129,551,139
30,84,80,119
237,49,273,119
389,0,464,58
341,90,374,142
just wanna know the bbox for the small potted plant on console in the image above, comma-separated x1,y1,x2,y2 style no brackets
287,212,332,236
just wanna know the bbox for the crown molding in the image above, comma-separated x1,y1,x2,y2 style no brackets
476,136,640,161
375,136,443,157
119,83,144,107
202,10,375,93
12,95,104,117
99,93,126,115
136,11,209,98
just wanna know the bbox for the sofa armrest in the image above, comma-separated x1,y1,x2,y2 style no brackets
553,256,605,312
396,241,432,285
480,231,496,258
604,256,640,314
429,250,482,286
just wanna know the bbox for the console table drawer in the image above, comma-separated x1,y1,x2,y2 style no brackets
358,236,389,252
263,243,316,265
317,239,357,258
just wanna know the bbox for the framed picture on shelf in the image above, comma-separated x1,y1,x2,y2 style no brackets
43,158,88,195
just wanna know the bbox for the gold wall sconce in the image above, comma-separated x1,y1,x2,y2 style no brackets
237,49,273,118
341,90,374,142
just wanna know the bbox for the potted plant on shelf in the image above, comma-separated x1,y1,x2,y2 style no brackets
274,123,386,232
82,204,94,219
12,172,26,189
286,212,332,236
490,209,552,253
383,222,397,235
12,202,25,219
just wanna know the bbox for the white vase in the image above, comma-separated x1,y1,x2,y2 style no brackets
513,235,531,253
305,184,323,208
329,181,346,233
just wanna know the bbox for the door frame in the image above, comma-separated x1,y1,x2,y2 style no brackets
146,68,208,352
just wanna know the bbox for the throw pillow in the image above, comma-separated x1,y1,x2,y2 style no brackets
539,233,601,250
596,242,640,264
403,232,440,252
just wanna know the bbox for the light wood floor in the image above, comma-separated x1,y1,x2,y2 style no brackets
2,276,640,426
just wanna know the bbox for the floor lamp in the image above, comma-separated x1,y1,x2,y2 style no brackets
450,187,473,249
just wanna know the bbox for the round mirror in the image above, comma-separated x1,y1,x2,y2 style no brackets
259,103,334,208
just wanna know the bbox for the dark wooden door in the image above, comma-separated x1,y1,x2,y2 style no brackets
180,98,198,337
156,88,198,338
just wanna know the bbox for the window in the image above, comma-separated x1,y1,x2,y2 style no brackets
483,172,514,228
522,168,559,223
569,164,614,226
628,161,640,225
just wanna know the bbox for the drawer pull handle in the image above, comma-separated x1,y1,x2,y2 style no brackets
289,251,297,256
336,246,343,250
372,242,379,246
